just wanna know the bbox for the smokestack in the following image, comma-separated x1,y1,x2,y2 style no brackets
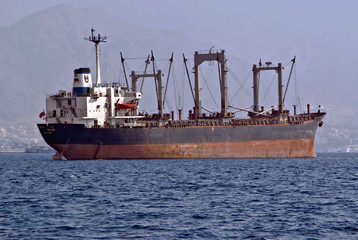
72,68,92,97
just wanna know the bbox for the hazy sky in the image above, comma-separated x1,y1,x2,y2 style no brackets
0,0,356,144
1,0,357,36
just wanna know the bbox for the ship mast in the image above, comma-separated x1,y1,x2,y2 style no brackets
193,50,228,118
252,62,283,114
85,28,107,87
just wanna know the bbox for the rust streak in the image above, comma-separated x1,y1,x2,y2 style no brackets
51,138,316,160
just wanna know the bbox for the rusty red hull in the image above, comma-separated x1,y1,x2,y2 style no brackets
50,138,316,160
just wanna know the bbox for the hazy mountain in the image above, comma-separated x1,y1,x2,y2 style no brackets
0,4,356,151
0,4,254,123
0,5,203,123
0,5,203,145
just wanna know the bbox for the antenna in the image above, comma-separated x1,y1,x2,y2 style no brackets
85,28,107,86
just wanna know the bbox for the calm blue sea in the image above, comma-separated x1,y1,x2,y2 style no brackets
1,153,358,239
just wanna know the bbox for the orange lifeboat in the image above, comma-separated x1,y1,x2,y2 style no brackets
115,103,137,110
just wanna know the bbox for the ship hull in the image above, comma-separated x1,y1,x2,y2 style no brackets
38,115,324,160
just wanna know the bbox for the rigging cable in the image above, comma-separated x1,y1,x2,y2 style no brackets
120,52,130,89
151,51,159,103
84,41,94,68
163,53,174,110
228,69,252,101
172,64,180,111
124,61,133,88
140,55,150,92
283,56,296,104
199,65,219,110
261,73,276,106
183,55,195,103
177,60,186,110
101,51,118,84
294,64,302,112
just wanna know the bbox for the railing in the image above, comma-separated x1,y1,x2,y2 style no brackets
196,49,224,55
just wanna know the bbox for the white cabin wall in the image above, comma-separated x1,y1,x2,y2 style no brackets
44,85,142,127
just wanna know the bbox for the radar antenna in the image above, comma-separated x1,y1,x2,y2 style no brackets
85,28,107,86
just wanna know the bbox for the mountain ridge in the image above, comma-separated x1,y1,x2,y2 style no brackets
0,4,356,151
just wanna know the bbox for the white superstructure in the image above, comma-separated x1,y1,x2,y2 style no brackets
45,68,142,128
45,29,143,128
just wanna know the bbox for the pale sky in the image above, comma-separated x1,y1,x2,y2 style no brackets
1,0,357,142
1,0,357,36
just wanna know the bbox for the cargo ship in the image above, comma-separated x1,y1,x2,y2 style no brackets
38,29,325,160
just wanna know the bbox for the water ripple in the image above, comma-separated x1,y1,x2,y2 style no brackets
1,153,358,239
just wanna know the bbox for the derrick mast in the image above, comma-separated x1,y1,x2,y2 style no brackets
193,50,228,118
252,62,283,115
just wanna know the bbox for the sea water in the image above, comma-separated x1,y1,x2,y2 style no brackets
0,153,358,239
